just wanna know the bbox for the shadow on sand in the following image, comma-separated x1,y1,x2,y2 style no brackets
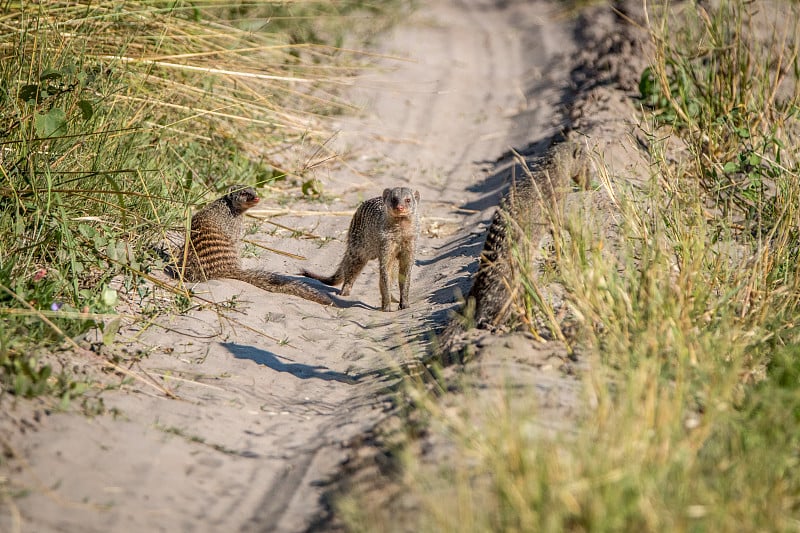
222,342,357,384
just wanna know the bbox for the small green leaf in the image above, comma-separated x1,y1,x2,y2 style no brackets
70,381,89,395
183,170,194,191
59,393,72,410
101,286,118,308
40,69,62,81
15,374,30,396
301,178,323,196
723,161,739,173
77,223,97,239
107,241,119,261
34,107,67,137
38,364,52,381
93,232,108,249
77,100,93,120
748,153,761,167
639,67,655,96
102,318,121,346
638,67,662,107
18,84,39,102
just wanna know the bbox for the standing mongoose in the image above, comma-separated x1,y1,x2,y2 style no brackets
174,185,333,306
302,187,420,311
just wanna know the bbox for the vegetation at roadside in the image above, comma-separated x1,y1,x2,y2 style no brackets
340,1,800,531
0,0,407,400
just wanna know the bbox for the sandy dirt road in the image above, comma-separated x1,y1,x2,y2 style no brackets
0,1,580,531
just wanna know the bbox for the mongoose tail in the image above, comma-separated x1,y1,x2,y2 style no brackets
232,269,333,306
299,266,344,288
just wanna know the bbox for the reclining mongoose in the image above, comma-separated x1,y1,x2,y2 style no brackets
302,187,420,311
174,185,333,306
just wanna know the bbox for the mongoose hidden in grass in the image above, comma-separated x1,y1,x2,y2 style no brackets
174,185,333,306
302,187,420,311
466,138,588,328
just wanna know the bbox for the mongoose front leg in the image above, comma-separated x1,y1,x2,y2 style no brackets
398,249,413,310
378,245,392,311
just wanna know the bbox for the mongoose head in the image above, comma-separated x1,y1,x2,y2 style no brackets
382,187,420,218
225,184,260,214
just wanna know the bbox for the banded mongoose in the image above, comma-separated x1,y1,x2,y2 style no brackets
436,136,589,363
465,138,589,328
302,187,421,311
175,185,333,306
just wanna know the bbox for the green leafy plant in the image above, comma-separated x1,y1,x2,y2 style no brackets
641,0,800,229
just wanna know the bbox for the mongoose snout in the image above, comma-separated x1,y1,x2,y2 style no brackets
237,190,260,210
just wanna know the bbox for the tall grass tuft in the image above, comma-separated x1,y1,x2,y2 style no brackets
0,1,405,394
340,1,800,531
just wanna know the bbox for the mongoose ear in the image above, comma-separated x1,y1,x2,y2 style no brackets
382,188,392,202
414,190,420,202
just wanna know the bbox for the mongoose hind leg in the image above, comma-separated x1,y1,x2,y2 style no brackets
340,256,368,297
340,283,353,297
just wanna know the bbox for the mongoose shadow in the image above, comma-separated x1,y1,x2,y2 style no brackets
417,228,486,308
222,342,399,384
298,277,381,311
221,342,357,383
331,298,384,311
416,231,486,268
